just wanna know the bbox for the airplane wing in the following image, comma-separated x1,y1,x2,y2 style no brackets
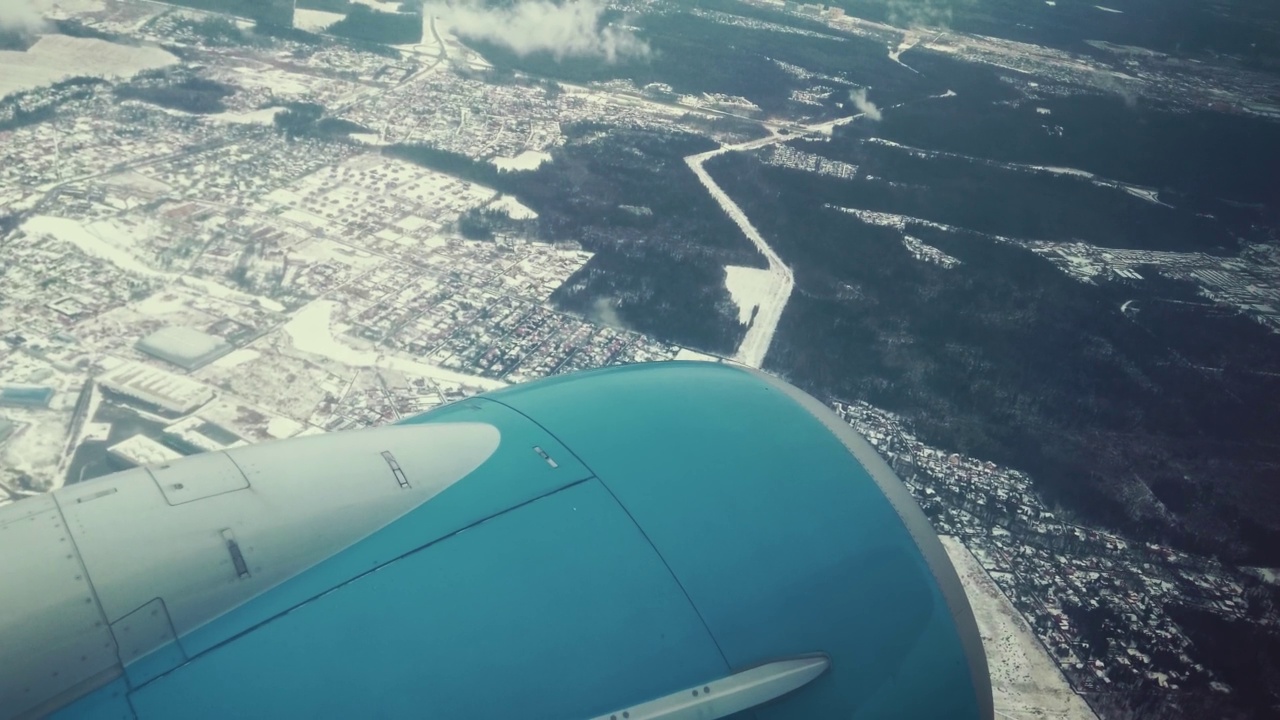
0,361,991,719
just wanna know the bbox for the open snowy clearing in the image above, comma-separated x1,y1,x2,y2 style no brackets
293,8,344,32
282,300,505,390
490,150,552,172
723,265,776,325
207,107,284,126
0,34,176,97
489,194,537,220
941,536,1099,720
22,215,169,278
686,148,794,369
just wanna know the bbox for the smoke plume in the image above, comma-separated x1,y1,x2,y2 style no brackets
0,0,48,34
850,88,882,121
589,297,629,330
431,0,649,63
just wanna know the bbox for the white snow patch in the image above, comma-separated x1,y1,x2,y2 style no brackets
489,194,537,220
1121,185,1166,205
293,8,345,32
674,348,721,362
0,34,177,97
178,276,286,312
1095,5,1123,12
1032,165,1097,179
21,215,167,278
209,348,261,369
265,416,304,440
1036,107,1052,115
1246,567,1280,585
207,107,284,126
941,536,1100,720
724,265,776,325
284,300,377,366
284,301,505,389
490,150,551,172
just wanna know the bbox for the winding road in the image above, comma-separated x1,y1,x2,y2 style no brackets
684,115,857,368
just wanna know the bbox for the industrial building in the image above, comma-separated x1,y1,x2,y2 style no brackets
135,327,233,371
0,386,55,408
98,362,214,416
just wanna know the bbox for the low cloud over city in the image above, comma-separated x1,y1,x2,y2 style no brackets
432,0,649,63
0,0,48,33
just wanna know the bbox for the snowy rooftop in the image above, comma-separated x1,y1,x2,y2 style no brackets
136,327,232,369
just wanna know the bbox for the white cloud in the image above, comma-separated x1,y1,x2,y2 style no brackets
0,0,49,33
432,0,649,63
850,87,882,121
884,0,972,28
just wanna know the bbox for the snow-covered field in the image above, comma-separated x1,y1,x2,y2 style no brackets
723,265,775,324
941,536,1100,720
490,150,552,172
22,215,168,278
293,8,344,32
686,149,794,369
0,34,176,97
207,107,284,126
489,194,537,219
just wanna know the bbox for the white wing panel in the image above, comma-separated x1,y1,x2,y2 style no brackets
0,495,121,720
0,421,499,718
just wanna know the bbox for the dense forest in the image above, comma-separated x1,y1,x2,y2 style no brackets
788,125,1239,253
387,129,762,353
115,70,235,114
327,5,422,45
831,0,1280,69
862,92,1280,239
706,151,1280,566
0,76,105,132
159,0,293,26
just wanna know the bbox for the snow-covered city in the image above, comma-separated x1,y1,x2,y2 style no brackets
3,0,1280,717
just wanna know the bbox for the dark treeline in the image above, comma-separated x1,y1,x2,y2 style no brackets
385,143,509,189
707,151,1280,565
387,128,762,352
828,0,1280,68
800,126,1240,253
159,0,293,26
274,102,371,139
865,92,1280,236
462,11,977,116
1,18,118,49
327,5,422,45
0,77,105,131
115,70,235,114
296,0,353,12
1164,604,1280,718
0,28,36,51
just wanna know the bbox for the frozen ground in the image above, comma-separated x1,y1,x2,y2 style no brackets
22,215,168,279
490,150,552,172
723,265,777,324
687,148,794,369
941,536,1100,720
0,34,176,97
0,410,66,489
293,8,344,32
489,194,538,220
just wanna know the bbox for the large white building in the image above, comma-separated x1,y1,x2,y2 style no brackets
98,362,214,416
136,327,232,371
